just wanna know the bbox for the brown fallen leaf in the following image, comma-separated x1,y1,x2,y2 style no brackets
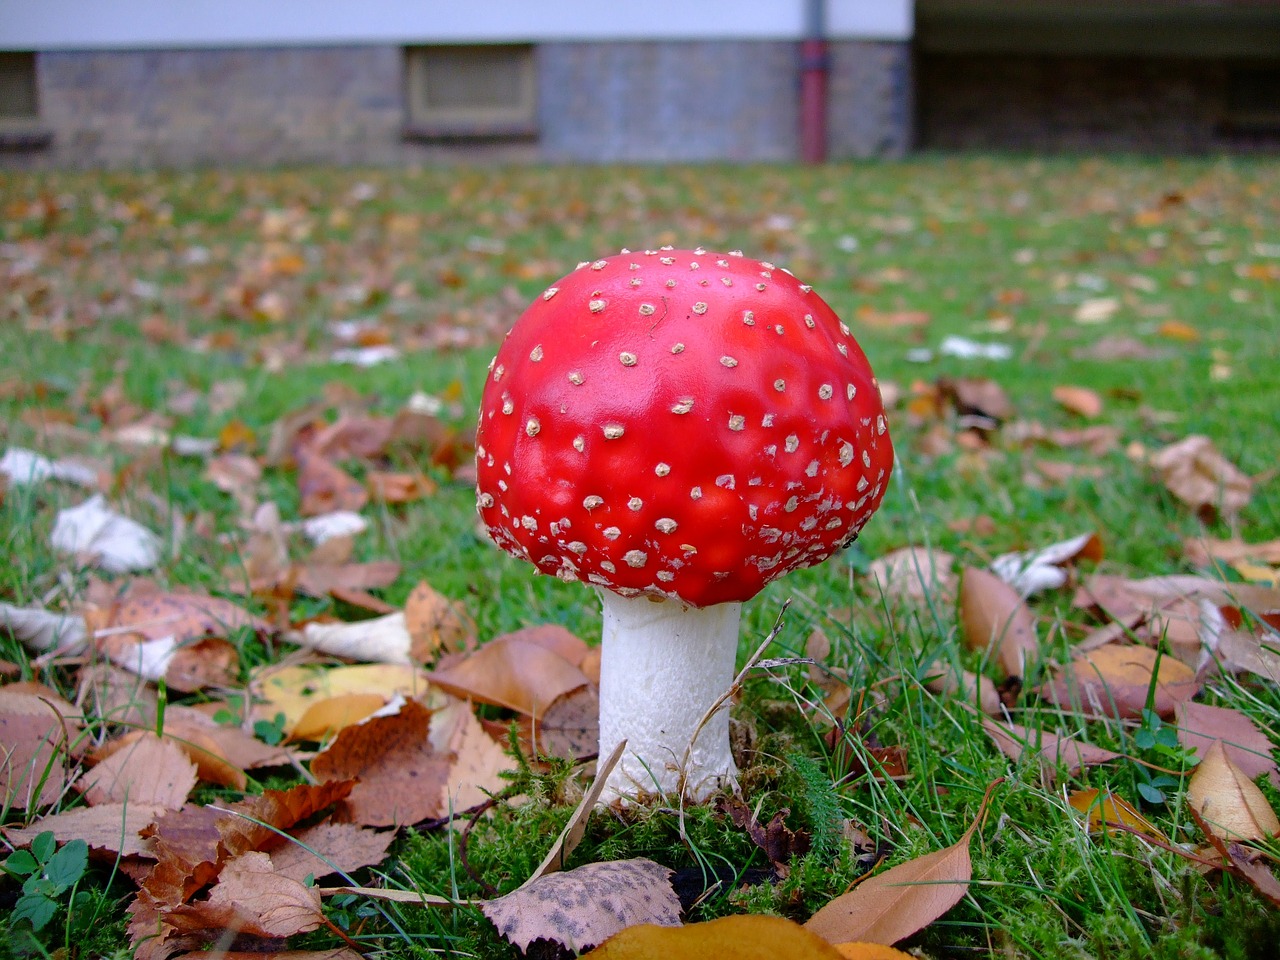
366,468,437,503
583,914,852,959
535,683,600,759
717,796,811,877
1175,702,1279,788
1069,788,1166,843
269,821,395,885
804,781,1000,945
1052,385,1104,418
1040,644,1200,720
296,450,368,516
938,377,1014,423
430,634,591,717
0,688,83,809
161,704,294,776
434,700,515,813
404,580,477,657
310,698,453,826
84,585,267,645
1184,536,1280,570
164,851,323,940
865,547,957,608
78,732,197,809
2,802,165,859
1187,740,1280,842
482,858,680,954
1148,434,1253,521
982,716,1120,783
924,665,1002,716
959,566,1040,678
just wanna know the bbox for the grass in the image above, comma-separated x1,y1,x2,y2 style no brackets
2,154,1280,958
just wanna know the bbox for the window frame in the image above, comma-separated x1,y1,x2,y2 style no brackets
403,43,538,141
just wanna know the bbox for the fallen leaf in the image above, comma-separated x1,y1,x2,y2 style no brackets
1052,385,1104,418
1149,434,1253,521
269,821,395,885
924,665,1002,716
1074,297,1120,324
1069,789,1166,843
482,858,680,954
310,698,453,826
78,731,197,809
1157,319,1201,341
250,661,435,739
990,532,1103,596
289,611,419,664
1187,740,1280,842
583,914,850,959
865,547,957,607
366,469,437,503
938,376,1013,423
535,684,601,759
959,566,1040,677
717,797,811,875
297,451,368,517
2,802,164,859
982,716,1120,783
430,635,591,717
804,783,998,945
0,689,83,809
1041,644,1200,720
50,494,163,573
1175,702,1279,788
1184,536,1280,569
165,851,323,939
0,601,87,654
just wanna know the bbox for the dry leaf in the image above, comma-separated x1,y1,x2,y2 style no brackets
267,821,394,885
289,611,418,664
310,698,452,826
982,717,1119,783
1149,435,1253,520
1052,385,1104,418
250,661,435,739
1187,740,1280,842
1184,536,1280,569
924,665,1002,716
165,851,323,939
1069,789,1166,843
865,547,957,607
366,469,437,503
0,689,83,809
938,376,1013,423
78,732,197,809
2,802,164,859
482,858,680,953
0,601,88,654
959,566,1040,677
436,701,515,813
296,451,368,516
583,914,850,959
430,635,591,717
403,581,477,658
990,532,1103,596
1175,702,1279,788
535,684,601,759
50,494,163,573
804,784,997,945
1041,644,1199,720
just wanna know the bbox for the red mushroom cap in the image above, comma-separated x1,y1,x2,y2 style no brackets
475,248,894,607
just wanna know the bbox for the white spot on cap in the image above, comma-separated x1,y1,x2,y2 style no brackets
600,561,616,574
655,518,677,533
755,283,767,291
784,496,799,512
591,259,608,270
804,314,815,328
877,415,887,435
693,302,708,315
530,345,544,362
639,303,656,316
501,396,514,415
847,383,856,400
543,287,559,300
720,356,738,368
728,414,745,431
583,495,604,510
862,450,872,468
774,379,785,392
655,462,670,476
619,352,637,366
762,413,775,427
807,460,822,477
568,371,584,385
785,434,799,453
568,541,587,554
525,417,541,437
690,486,703,499
603,423,625,439
573,435,586,452
657,570,675,582
743,310,755,325
628,497,643,511
520,515,537,531
623,550,648,568
589,299,607,313
818,384,833,400
839,442,854,467
671,342,685,354
492,364,505,382
857,475,870,492
672,397,694,414
478,492,494,508
603,527,621,540
716,474,736,489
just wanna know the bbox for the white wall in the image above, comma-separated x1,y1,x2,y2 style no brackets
0,0,912,50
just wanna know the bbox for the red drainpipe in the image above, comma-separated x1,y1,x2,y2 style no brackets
799,0,829,164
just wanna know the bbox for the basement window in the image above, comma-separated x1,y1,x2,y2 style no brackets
0,52,51,151
404,44,537,140
1223,64,1280,133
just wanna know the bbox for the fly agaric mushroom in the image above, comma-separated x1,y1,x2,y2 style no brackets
475,247,893,803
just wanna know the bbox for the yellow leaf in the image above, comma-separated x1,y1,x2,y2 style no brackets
1156,320,1201,342
1069,788,1167,843
835,945,917,960
582,914,846,959
1187,740,1280,842
250,661,437,739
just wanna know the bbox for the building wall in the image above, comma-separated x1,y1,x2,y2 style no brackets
17,41,912,168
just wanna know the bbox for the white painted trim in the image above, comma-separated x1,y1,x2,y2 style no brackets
1,0,913,50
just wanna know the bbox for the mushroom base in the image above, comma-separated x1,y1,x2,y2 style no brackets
596,591,742,805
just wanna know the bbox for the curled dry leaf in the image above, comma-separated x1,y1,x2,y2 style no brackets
1149,434,1253,521
990,531,1103,596
165,851,323,940
1183,536,1280,570
429,634,592,717
583,914,852,959
0,601,87,654
535,683,600,760
1187,740,1280,842
1040,644,1199,720
289,611,418,665
366,468,437,503
960,566,1040,678
435,699,516,813
50,494,163,573
482,858,680,954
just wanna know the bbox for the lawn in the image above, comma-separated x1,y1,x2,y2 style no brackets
2,155,1280,959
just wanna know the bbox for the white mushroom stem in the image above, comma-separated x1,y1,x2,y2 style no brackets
596,591,741,805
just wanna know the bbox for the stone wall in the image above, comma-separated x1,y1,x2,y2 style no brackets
916,53,1276,152
12,40,912,168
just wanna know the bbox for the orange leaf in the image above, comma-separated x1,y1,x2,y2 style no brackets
429,635,591,717
1187,740,1280,842
296,451,368,516
1069,788,1166,843
959,566,1039,677
582,913,843,958
1052,385,1104,418
1041,644,1199,720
